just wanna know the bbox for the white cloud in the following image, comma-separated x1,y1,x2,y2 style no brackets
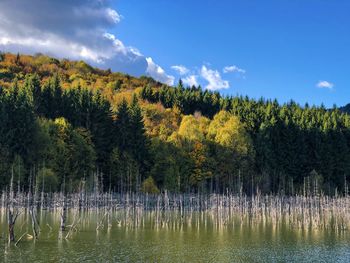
146,57,175,86
0,0,172,84
182,75,199,87
200,66,229,90
316,80,334,90
223,65,246,74
106,8,122,24
171,65,189,75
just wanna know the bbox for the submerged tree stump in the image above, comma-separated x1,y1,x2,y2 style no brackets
8,209,15,242
60,202,67,232
7,207,19,243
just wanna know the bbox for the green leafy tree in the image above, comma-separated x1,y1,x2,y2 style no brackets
141,176,159,194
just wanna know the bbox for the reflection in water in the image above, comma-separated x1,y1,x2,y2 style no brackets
1,209,349,262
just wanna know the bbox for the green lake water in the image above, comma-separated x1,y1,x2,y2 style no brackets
1,211,349,262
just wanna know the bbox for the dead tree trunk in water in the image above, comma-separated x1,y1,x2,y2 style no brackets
60,195,67,232
59,176,67,235
8,166,19,243
8,208,18,243
29,207,39,239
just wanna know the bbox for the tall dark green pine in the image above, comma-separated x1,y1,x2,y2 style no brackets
0,79,37,162
40,82,52,118
24,73,41,113
39,74,63,119
115,98,131,152
130,95,149,173
91,92,114,171
51,74,62,118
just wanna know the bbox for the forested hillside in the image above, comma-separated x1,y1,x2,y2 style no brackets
0,52,349,195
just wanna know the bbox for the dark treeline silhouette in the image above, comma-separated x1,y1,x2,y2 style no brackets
0,53,349,195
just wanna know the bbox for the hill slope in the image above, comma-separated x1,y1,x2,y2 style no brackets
0,52,349,195
0,52,164,108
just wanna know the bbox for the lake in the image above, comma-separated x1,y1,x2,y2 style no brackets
1,210,349,262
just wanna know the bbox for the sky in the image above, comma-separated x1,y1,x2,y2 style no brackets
0,0,349,107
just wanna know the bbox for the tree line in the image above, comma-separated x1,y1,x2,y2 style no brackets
0,54,349,195
0,74,149,193
140,82,350,195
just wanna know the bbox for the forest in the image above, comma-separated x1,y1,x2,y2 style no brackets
0,52,349,195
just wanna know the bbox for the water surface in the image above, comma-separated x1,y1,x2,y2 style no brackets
1,211,349,262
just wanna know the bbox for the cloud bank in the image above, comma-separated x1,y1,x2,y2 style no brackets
0,0,174,84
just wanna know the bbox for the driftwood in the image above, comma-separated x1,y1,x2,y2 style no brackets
15,232,28,246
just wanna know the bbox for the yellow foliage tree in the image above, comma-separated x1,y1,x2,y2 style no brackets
208,111,252,155
141,176,160,194
178,115,210,141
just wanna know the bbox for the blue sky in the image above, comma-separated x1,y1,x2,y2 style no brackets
113,0,350,107
0,0,349,107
